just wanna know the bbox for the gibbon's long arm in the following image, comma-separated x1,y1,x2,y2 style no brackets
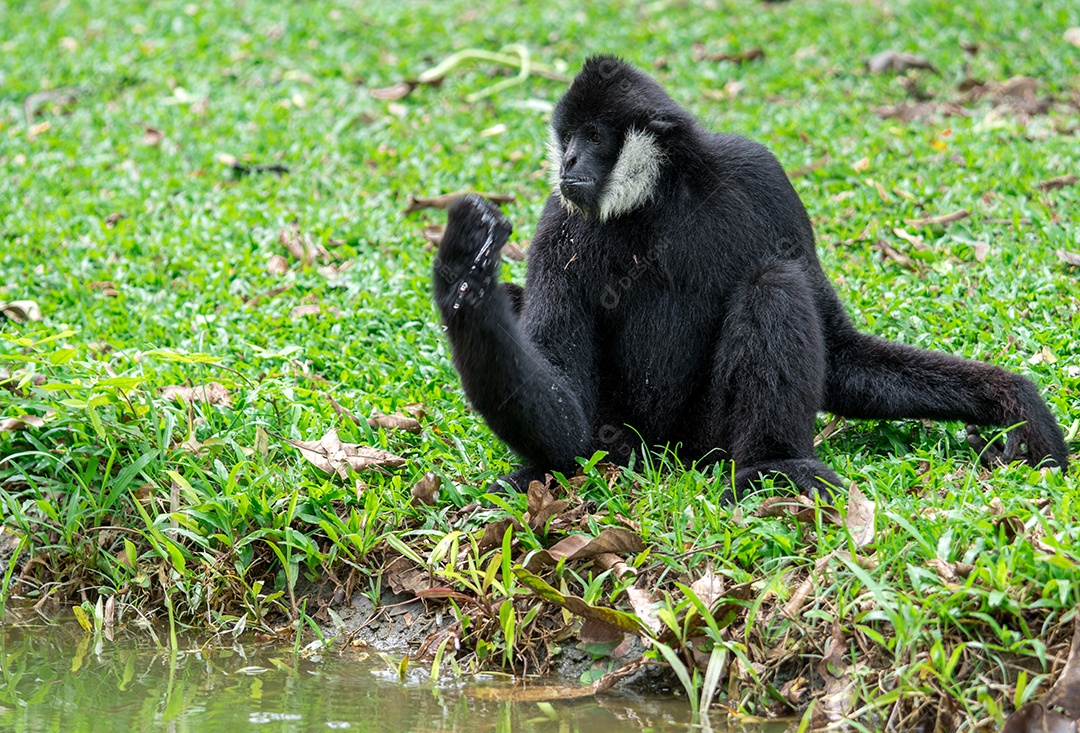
433,195,596,472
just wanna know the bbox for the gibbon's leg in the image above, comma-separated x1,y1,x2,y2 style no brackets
705,259,843,500
824,327,1069,469
433,195,595,476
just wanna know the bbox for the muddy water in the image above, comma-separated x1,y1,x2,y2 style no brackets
0,625,782,733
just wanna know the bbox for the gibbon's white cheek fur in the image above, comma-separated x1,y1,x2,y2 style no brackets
548,128,663,221
597,129,663,221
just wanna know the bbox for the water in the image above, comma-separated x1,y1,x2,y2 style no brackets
0,625,761,733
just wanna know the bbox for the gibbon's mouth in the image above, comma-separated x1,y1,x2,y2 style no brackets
560,176,594,187
559,176,596,205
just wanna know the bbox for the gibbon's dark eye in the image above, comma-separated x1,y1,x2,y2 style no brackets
562,131,571,143
590,132,602,143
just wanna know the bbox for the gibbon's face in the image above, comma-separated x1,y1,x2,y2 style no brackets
549,120,620,217
548,119,664,222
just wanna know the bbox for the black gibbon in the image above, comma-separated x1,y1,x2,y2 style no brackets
432,56,1069,497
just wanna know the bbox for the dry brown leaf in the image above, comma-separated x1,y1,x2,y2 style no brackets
279,223,328,266
625,586,663,635
1057,249,1080,267
421,225,444,247
866,50,936,74
893,227,930,251
470,656,649,702
1039,174,1079,192
383,555,432,596
267,254,289,276
873,240,920,271
404,191,515,214
544,533,591,561
845,487,876,548
559,527,645,560
142,127,163,147
161,382,232,407
1002,613,1080,732
367,413,422,434
692,43,765,64
689,570,726,610
523,479,569,530
904,208,970,227
0,415,46,432
289,304,321,318
284,427,406,479
972,241,990,262
478,518,518,553
410,471,440,507
0,300,43,323
812,621,858,727
1066,28,1080,47
370,82,413,101
500,241,527,261
593,552,637,580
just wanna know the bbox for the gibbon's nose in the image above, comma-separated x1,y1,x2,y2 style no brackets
562,138,581,174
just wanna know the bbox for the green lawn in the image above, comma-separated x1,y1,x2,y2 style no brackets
2,0,1079,728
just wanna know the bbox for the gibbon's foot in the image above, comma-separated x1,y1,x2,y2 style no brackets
722,458,845,504
965,423,1067,470
484,465,553,495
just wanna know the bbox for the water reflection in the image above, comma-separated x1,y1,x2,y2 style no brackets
0,625,757,733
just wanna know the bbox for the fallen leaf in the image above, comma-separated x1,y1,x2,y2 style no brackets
410,471,440,507
0,415,46,432
279,223,328,266
501,241,527,261
383,555,433,595
370,82,413,101
142,127,163,147
404,191,515,214
811,622,858,727
1067,28,1080,47
845,487,876,548
550,527,645,560
1002,613,1080,731
161,382,232,407
280,427,406,478
367,413,422,434
0,300,43,323
893,227,930,251
866,50,936,74
523,479,569,531
478,519,519,553
872,240,920,272
289,304,321,318
470,656,649,702
625,586,663,635
267,255,289,276
421,225,444,246
1039,174,1079,192
689,570,725,610
692,44,765,64
904,208,970,227
972,241,990,262
1057,250,1080,267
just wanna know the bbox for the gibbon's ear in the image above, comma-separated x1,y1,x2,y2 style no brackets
646,117,678,135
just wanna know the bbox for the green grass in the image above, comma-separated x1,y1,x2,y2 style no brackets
2,0,1079,728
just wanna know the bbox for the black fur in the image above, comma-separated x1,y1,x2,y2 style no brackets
432,56,1069,498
